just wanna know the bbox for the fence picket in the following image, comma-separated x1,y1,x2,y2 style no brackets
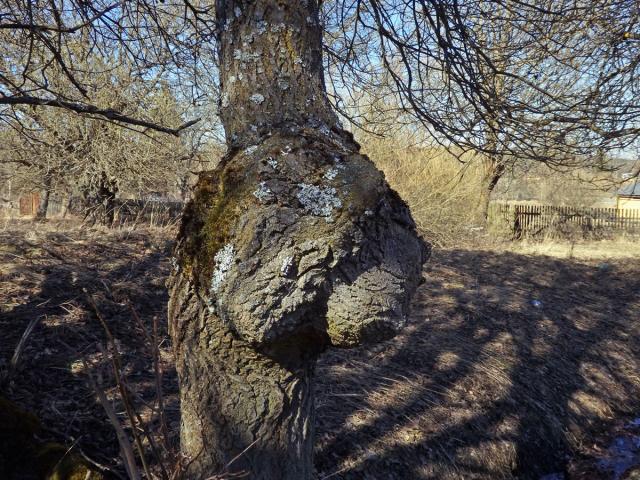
495,203,640,239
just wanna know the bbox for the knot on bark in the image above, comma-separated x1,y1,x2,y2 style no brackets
173,130,430,348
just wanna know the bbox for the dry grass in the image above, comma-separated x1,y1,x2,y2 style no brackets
358,132,625,248
314,247,640,479
1,221,639,479
359,134,486,247
0,219,178,478
502,238,640,260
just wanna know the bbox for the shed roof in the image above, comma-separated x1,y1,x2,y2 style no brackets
618,181,640,197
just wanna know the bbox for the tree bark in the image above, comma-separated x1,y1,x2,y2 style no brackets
97,174,117,227
216,0,338,147
34,175,52,222
169,1,429,479
479,155,505,223
83,172,118,226
60,194,72,218
169,275,319,479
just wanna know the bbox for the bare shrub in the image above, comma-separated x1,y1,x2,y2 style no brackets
360,133,485,246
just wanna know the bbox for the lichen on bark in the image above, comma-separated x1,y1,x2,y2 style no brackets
169,126,429,478
168,1,430,478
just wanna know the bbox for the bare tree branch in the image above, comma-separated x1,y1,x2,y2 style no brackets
0,95,200,135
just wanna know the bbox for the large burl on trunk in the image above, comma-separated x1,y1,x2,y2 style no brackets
167,1,430,478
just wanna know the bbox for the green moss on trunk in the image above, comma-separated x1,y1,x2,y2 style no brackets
177,161,249,283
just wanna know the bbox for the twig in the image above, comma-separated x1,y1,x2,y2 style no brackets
124,382,170,480
224,441,257,470
23,239,67,262
76,448,125,480
47,436,83,478
152,315,170,452
0,3,120,33
0,95,200,136
10,314,44,372
82,358,140,480
85,291,153,480
41,428,125,479
129,304,171,455
320,465,351,480
201,439,257,479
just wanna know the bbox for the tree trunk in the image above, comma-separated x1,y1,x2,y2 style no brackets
83,172,118,226
169,275,319,479
34,175,52,222
97,173,118,226
60,194,73,219
169,1,429,479
215,0,337,147
479,156,505,223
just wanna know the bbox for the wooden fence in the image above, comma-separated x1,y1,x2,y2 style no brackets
19,193,40,216
488,203,640,239
15,195,69,217
110,199,184,227
11,195,184,226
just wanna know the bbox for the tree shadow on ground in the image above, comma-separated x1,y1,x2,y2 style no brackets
2,224,640,480
314,249,640,480
0,223,179,476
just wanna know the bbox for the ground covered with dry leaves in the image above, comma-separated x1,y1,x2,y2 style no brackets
1,220,639,479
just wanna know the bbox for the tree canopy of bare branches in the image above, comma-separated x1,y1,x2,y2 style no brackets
0,0,215,134
325,0,639,160
1,0,638,160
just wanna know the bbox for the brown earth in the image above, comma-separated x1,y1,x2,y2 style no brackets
1,219,639,479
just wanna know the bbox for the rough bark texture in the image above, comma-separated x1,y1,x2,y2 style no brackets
169,128,429,478
216,0,337,147
168,1,430,478
34,177,51,222
82,172,118,226
169,270,317,479
479,156,505,222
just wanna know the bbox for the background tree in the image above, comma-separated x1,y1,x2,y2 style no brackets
0,0,211,134
0,56,210,222
323,0,640,220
